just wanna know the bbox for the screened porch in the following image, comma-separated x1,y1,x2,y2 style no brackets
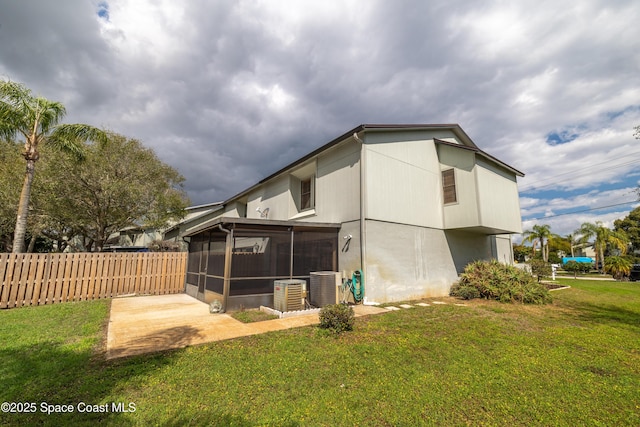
185,218,340,311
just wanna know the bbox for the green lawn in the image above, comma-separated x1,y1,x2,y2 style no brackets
1,279,638,426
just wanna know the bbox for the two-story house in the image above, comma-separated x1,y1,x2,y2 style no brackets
176,124,524,311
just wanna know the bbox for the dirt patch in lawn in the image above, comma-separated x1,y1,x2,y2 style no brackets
544,282,571,291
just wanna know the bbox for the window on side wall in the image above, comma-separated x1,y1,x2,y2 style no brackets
300,176,314,210
442,169,457,204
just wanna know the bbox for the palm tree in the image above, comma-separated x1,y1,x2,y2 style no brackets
566,233,579,257
576,221,628,273
0,80,107,253
522,224,554,262
604,256,631,280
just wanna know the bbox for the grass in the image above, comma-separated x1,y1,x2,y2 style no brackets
230,309,279,323
0,279,638,426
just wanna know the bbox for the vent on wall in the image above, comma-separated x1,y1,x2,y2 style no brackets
273,279,306,312
309,271,341,307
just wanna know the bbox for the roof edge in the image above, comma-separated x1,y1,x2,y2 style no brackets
224,124,365,203
223,123,521,205
434,138,524,177
362,124,477,148
184,216,342,237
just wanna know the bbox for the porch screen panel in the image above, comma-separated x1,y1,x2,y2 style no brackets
229,229,291,296
186,236,204,285
206,234,226,277
230,230,291,278
205,277,224,294
292,231,338,276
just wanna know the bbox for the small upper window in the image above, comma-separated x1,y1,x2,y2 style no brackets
300,177,313,210
442,169,457,204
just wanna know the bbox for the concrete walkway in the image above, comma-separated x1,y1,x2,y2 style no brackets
106,293,387,359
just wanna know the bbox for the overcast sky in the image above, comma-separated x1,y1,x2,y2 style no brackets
1,0,639,239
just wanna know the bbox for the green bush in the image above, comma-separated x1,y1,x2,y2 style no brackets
604,256,632,280
563,260,592,278
319,304,355,333
530,259,552,282
451,284,481,300
450,259,552,304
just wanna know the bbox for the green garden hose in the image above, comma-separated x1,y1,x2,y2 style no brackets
351,270,364,302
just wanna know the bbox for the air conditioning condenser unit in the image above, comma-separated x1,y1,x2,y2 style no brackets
273,279,306,312
309,271,341,307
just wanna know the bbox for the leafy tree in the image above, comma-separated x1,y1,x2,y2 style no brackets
547,234,571,259
0,141,22,251
548,252,561,264
560,233,581,257
604,256,631,280
512,243,530,262
37,133,189,251
0,141,61,252
614,206,640,254
522,224,555,262
575,221,628,273
0,80,107,252
530,258,552,282
563,260,591,279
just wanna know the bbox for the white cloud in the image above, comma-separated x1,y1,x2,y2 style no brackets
0,0,638,212
521,187,637,217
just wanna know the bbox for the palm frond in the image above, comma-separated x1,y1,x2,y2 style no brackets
49,124,108,158
0,80,34,140
35,97,66,134
0,80,32,103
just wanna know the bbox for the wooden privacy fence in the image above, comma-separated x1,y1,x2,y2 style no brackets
0,252,187,309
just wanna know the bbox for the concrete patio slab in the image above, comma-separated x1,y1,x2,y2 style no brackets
106,293,387,359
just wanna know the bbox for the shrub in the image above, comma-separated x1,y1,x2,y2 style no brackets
563,260,591,278
450,259,552,304
604,256,632,280
530,259,552,282
449,283,480,300
319,304,355,333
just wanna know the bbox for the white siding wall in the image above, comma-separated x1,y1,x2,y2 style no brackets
338,220,362,279
223,201,247,218
438,145,480,229
307,139,361,223
364,220,458,302
245,175,292,220
444,230,493,273
438,145,522,234
475,160,523,234
493,234,514,264
228,139,362,224
364,133,443,228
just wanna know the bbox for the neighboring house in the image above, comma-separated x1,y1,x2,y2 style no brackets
163,202,225,249
106,226,163,249
182,124,524,311
101,202,224,252
572,242,596,258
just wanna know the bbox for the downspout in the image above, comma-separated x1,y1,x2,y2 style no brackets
181,235,190,292
354,132,367,303
218,224,232,312
289,227,294,280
